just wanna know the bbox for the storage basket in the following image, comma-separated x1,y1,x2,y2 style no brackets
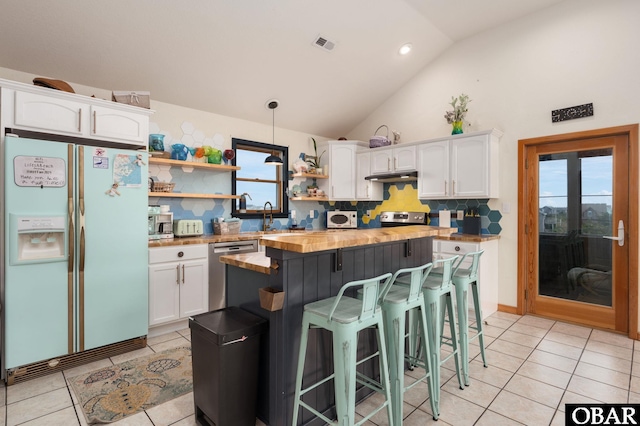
369,125,392,148
259,287,285,311
213,221,241,235
112,91,151,109
151,182,175,193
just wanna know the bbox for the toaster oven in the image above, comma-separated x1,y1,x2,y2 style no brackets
326,210,358,229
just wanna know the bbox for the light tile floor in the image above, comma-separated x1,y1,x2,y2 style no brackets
1,312,638,425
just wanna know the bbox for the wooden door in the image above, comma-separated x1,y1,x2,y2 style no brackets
518,125,638,334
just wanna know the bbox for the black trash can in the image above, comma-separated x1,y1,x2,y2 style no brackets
190,306,267,426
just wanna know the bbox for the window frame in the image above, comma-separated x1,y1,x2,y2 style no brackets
231,137,289,219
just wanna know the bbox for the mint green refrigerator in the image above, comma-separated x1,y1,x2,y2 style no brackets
4,135,148,373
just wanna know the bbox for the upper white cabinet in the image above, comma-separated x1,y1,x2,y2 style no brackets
318,140,367,201
13,91,86,136
356,151,383,201
90,105,148,143
417,129,502,199
370,145,416,175
1,79,152,148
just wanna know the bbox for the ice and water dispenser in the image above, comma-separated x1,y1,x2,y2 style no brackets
10,215,66,265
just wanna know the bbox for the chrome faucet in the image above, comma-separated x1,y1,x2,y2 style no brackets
263,201,274,232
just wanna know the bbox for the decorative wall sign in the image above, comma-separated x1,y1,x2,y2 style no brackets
13,156,66,187
551,103,594,123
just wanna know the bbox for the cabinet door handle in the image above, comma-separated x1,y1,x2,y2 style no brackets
452,180,456,195
444,180,447,194
176,265,180,285
366,184,369,197
387,158,391,171
394,157,397,170
182,264,185,284
93,111,97,134
78,109,82,132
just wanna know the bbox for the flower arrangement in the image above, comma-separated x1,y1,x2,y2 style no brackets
444,94,471,124
444,94,471,134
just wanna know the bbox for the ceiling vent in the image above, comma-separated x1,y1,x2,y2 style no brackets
313,35,335,52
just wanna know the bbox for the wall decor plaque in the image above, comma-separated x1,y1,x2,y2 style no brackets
552,103,594,122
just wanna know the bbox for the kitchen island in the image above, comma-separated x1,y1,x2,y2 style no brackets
221,226,456,426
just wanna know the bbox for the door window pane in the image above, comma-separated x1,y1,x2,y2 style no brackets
539,158,567,234
537,149,612,307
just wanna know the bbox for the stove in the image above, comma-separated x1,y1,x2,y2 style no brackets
379,211,427,227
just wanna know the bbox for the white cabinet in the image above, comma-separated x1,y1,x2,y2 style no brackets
417,141,449,199
356,151,383,201
1,79,151,148
148,244,208,326
90,105,148,143
317,140,367,201
13,90,85,136
417,129,501,199
370,145,416,175
432,238,499,318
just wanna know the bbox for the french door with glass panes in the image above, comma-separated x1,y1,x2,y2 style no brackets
519,126,637,333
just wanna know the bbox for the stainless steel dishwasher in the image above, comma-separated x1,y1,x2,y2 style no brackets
208,240,259,310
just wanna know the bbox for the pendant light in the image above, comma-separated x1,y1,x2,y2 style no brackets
264,99,283,165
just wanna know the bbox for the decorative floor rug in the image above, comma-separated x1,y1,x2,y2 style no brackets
69,346,193,424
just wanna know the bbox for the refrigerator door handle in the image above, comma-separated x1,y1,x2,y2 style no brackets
67,144,75,354
78,146,86,351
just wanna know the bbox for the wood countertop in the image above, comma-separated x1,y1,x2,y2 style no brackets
259,226,456,253
436,233,500,242
220,226,456,274
220,252,272,275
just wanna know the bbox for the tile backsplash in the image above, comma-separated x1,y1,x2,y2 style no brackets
148,123,501,235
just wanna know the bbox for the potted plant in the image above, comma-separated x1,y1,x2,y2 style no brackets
306,182,318,197
306,138,326,174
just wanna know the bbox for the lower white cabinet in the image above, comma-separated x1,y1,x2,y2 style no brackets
148,244,208,326
432,238,499,318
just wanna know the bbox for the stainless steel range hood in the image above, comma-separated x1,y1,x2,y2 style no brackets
364,171,417,183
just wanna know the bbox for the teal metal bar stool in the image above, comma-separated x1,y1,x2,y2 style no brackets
432,250,487,386
291,273,394,426
402,255,465,407
377,263,439,424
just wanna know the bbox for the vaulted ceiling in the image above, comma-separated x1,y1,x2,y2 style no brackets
0,0,564,137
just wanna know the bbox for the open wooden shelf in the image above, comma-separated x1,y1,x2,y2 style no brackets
292,172,328,179
149,192,241,199
149,157,240,171
289,196,329,202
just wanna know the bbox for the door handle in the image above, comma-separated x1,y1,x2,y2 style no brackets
603,220,624,247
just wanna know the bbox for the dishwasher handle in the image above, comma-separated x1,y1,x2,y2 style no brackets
213,244,258,255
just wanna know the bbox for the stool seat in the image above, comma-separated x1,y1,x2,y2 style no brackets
304,296,381,323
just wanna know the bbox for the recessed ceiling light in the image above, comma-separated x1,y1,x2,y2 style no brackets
399,43,412,55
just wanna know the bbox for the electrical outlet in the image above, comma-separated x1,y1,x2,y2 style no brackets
457,210,464,220
367,210,372,216
291,210,296,219
309,210,314,219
